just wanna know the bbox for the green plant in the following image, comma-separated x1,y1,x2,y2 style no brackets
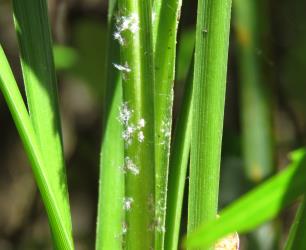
1,0,306,250
188,0,232,241
234,0,274,183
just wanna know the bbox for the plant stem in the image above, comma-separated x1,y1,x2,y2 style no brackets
188,0,232,248
117,0,155,249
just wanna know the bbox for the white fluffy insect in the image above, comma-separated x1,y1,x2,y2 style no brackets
118,102,132,125
122,125,136,145
124,157,139,175
113,62,131,73
113,31,124,45
114,13,139,45
137,118,145,128
118,103,147,144
138,131,145,142
123,197,134,211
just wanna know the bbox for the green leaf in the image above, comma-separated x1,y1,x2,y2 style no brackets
165,59,194,250
96,83,124,250
0,45,73,250
188,0,232,246
12,0,73,247
95,1,125,249
152,0,183,248
185,149,306,249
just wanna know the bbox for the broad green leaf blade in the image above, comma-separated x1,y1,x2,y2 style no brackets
185,149,306,249
234,0,274,182
117,0,155,248
165,60,194,250
0,45,73,250
153,0,183,248
95,1,125,248
285,200,306,250
12,0,73,246
188,0,232,243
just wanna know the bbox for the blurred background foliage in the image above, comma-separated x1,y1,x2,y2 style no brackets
0,0,306,249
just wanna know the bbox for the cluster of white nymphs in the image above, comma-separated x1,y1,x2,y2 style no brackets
113,14,139,77
119,102,133,124
159,89,174,145
160,120,171,144
155,191,166,233
119,102,146,145
123,156,140,175
146,193,166,232
155,216,166,233
123,197,134,211
122,125,136,144
148,216,166,233
114,13,139,45
137,118,145,142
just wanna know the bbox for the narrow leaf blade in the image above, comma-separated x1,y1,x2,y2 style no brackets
0,45,73,250
95,1,125,248
165,60,194,250
12,0,73,246
153,0,183,248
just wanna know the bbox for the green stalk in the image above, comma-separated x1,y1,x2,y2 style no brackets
12,0,73,245
165,61,194,250
116,0,155,249
95,1,125,249
153,0,183,248
0,45,73,250
285,200,306,250
188,0,232,248
234,0,274,182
